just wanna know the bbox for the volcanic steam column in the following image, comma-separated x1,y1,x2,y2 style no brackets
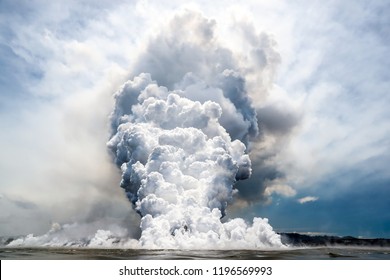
108,73,283,249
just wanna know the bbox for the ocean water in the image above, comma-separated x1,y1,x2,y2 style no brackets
1,247,389,260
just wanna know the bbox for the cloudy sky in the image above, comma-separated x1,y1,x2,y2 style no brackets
0,0,389,238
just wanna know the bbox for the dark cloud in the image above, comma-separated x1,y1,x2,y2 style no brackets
234,163,285,204
257,105,301,136
232,104,301,205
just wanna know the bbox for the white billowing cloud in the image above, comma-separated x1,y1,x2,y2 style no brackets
106,71,282,248
298,196,319,204
128,8,300,207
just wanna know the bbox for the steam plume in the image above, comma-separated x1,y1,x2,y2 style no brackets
106,11,283,249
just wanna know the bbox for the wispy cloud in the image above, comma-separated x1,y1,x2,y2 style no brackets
265,184,297,198
297,196,319,204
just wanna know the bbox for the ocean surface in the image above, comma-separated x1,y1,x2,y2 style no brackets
1,247,389,260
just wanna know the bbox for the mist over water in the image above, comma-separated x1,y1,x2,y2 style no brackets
6,10,286,250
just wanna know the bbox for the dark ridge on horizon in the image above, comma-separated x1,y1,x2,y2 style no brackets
280,232,390,247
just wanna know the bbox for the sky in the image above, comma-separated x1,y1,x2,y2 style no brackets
0,0,389,239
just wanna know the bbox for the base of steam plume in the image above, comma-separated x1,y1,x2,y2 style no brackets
6,217,284,249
